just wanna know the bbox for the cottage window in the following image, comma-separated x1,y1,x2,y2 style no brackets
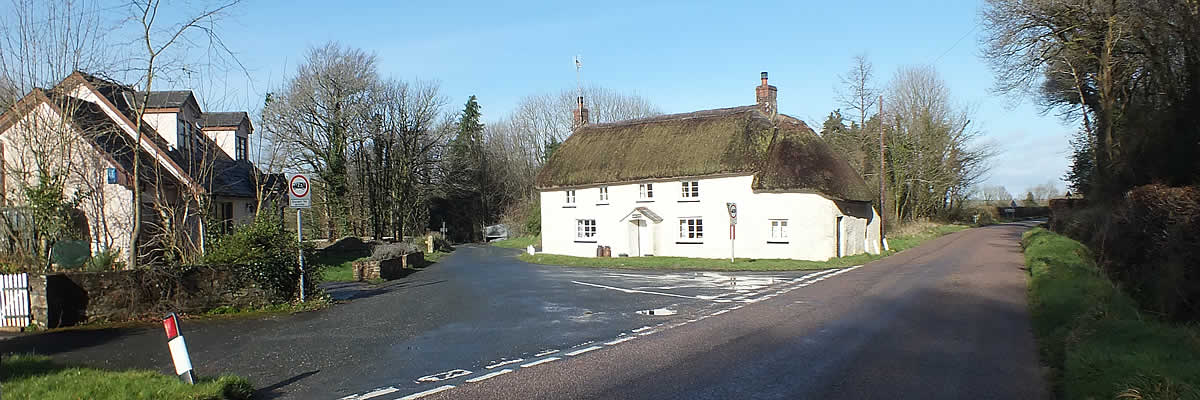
679,218,703,240
681,181,699,199
236,136,248,161
176,120,188,152
639,183,654,200
576,219,597,240
217,201,234,233
769,219,789,242
598,186,609,202
565,190,576,205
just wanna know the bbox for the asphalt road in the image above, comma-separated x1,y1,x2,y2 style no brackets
416,221,1048,400
0,242,823,399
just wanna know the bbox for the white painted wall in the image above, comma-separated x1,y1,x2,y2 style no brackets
206,129,238,160
539,174,882,261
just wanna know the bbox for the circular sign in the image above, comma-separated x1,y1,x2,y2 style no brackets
289,174,310,198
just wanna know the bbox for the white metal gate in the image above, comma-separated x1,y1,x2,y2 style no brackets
0,273,30,328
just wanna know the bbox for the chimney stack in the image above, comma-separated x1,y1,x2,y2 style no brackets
573,95,589,128
756,71,777,118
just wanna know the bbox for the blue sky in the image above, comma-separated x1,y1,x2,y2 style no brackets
128,0,1075,195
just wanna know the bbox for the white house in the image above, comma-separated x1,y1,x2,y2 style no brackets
0,71,275,263
536,72,881,261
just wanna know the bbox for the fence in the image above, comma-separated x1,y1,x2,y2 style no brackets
0,273,30,328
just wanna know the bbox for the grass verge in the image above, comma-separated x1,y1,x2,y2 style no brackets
491,235,540,249
519,223,966,271
0,354,253,400
1021,227,1200,399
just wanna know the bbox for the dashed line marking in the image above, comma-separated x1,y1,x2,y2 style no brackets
465,369,512,383
484,358,524,369
534,349,559,357
520,357,561,368
355,387,399,400
416,369,471,383
605,336,637,345
637,329,658,336
398,385,455,400
631,326,653,333
565,346,603,356
712,309,730,316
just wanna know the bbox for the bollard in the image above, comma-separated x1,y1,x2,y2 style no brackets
162,313,196,384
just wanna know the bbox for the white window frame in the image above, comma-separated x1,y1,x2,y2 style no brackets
565,190,576,205
598,186,609,203
769,219,789,242
680,181,700,200
678,217,703,242
576,219,597,241
639,183,654,200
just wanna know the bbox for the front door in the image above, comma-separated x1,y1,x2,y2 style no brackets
637,220,651,256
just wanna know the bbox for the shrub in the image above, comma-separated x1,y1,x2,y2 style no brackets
204,216,318,300
497,196,540,237
370,242,418,261
85,247,126,272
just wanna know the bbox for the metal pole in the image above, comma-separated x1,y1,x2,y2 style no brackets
730,224,735,263
297,208,306,302
878,96,887,251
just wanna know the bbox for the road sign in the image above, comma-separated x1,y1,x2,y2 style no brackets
162,313,195,384
726,202,737,224
288,174,311,208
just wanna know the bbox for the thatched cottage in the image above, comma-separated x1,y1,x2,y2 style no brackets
535,73,882,260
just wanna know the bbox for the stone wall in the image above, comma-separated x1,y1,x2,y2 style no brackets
352,252,423,281
28,266,285,328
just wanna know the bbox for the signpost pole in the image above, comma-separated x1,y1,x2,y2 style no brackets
297,208,305,302
730,224,735,263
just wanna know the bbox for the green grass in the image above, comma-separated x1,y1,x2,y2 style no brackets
519,223,967,271
491,235,540,249
1,354,253,400
1022,228,1200,399
318,251,452,283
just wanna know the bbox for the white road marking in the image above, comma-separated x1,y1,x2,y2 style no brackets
416,369,471,383
534,349,559,357
465,368,512,383
637,329,658,336
712,309,730,316
565,346,603,356
398,385,455,400
354,387,399,400
631,325,653,333
572,281,702,300
520,357,561,367
484,358,523,369
605,336,638,345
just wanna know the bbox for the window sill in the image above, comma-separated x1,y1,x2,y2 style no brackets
677,199,700,203
574,240,598,244
767,241,790,244
596,202,609,206
675,241,704,244
636,200,655,203
562,205,577,208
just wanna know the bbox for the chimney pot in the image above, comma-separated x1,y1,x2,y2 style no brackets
573,95,589,128
755,71,777,118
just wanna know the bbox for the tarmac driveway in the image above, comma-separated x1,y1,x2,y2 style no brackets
0,244,828,399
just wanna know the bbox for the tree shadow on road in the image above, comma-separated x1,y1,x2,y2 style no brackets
254,369,320,399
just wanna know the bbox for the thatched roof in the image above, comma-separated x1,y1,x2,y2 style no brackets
535,106,873,202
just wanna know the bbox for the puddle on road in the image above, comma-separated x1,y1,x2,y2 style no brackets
636,308,678,316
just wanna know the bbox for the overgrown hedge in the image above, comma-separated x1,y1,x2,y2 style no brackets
1053,184,1200,321
204,217,319,300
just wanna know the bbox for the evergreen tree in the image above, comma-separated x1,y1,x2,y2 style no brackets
443,96,489,241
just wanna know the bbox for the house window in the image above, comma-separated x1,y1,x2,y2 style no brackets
679,218,703,241
565,190,576,205
681,181,699,199
639,183,654,200
236,136,248,161
216,201,234,233
770,219,789,242
576,219,596,240
176,120,188,152
598,186,609,202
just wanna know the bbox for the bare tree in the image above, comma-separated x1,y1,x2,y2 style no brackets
836,54,879,130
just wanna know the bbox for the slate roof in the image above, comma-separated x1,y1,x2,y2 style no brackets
135,90,195,109
200,112,249,128
535,105,873,202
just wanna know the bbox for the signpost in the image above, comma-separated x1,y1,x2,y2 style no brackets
726,202,737,262
163,313,195,384
288,174,312,302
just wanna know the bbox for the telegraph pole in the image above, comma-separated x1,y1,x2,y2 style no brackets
878,96,887,251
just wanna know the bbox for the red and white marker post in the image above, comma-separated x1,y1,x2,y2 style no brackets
163,313,196,384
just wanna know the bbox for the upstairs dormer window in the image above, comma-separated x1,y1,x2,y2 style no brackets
565,190,576,205
236,136,248,161
598,186,609,203
639,183,654,200
176,120,188,152
681,181,700,199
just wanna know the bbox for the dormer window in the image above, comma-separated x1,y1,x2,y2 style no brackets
176,120,188,151
236,136,248,161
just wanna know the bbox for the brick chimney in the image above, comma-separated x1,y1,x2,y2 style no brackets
572,96,589,128
756,71,777,117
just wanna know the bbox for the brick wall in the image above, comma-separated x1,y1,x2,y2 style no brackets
352,252,423,281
